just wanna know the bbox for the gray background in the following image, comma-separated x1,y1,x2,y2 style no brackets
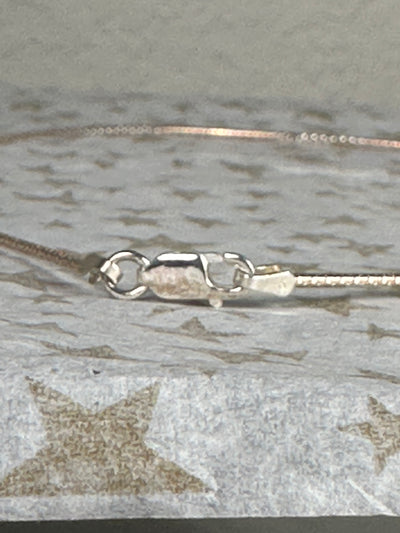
0,0,399,110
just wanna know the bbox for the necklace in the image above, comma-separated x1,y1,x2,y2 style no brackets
1,123,400,307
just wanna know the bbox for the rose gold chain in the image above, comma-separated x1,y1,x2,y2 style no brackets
0,231,104,275
1,123,400,149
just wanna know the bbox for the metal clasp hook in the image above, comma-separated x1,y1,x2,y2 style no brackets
139,251,255,308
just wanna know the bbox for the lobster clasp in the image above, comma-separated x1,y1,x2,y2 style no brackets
139,251,255,308
92,249,296,305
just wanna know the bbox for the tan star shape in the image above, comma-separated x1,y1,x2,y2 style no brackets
338,396,400,474
0,378,206,497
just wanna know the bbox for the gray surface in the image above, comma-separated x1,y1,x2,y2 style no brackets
0,1,400,109
0,86,400,519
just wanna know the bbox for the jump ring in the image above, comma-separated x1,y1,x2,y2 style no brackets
101,250,150,300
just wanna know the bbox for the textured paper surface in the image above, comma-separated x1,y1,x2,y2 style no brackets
0,85,400,519
1,1,400,109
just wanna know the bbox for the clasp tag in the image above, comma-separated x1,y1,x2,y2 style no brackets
236,264,296,297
